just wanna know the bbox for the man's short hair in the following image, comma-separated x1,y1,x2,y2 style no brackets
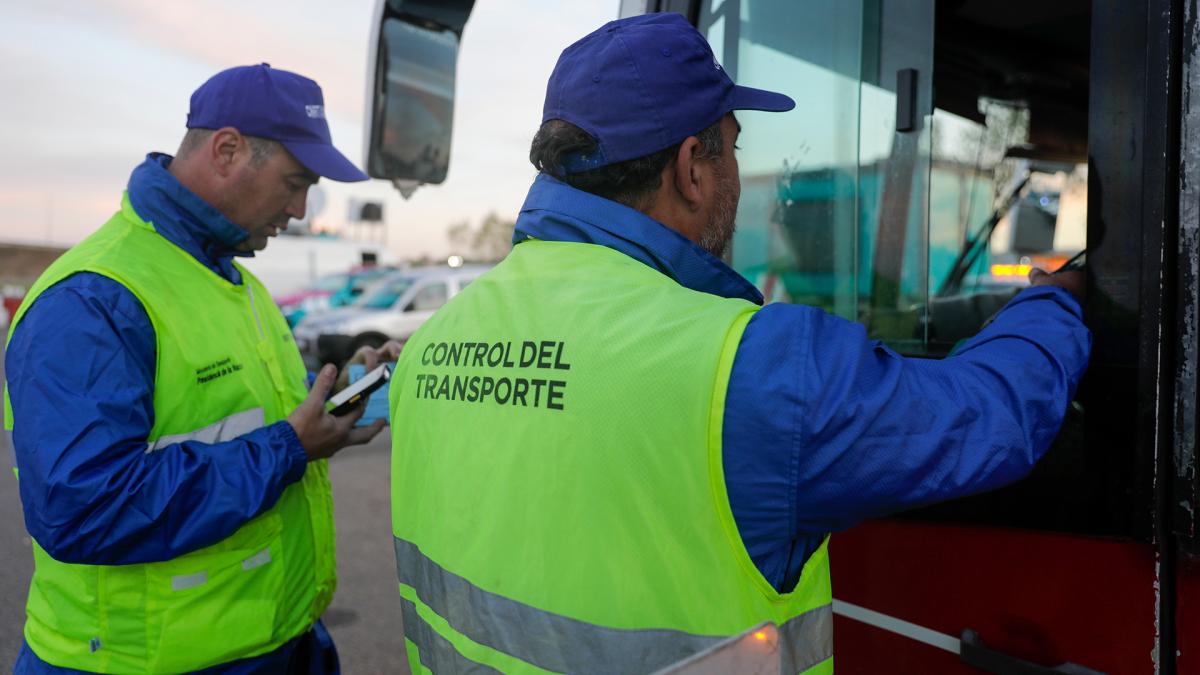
176,128,279,167
529,119,723,212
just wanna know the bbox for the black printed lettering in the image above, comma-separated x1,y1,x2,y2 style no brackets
537,341,555,369
487,343,505,367
195,358,243,384
530,378,546,407
547,380,567,411
411,338,570,409
519,341,537,368
553,342,571,371
494,378,512,404
512,378,529,406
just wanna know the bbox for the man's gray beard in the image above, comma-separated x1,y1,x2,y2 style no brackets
698,168,739,259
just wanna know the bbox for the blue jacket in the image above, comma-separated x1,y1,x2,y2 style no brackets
7,155,335,674
515,174,1092,591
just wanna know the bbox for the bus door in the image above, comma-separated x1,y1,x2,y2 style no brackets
662,0,1190,671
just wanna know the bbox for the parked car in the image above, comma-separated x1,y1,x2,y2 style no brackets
276,266,396,328
293,264,491,368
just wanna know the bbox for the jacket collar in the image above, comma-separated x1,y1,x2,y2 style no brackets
126,153,251,283
512,174,763,305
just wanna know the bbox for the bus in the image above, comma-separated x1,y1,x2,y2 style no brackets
366,0,1200,671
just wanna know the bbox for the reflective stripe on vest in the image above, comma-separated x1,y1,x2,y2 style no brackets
391,241,833,674
4,194,334,673
401,595,503,675
147,407,264,452
395,536,834,674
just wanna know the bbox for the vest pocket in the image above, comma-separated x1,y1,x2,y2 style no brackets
146,511,285,672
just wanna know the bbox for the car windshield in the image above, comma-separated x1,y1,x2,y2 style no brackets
313,273,350,292
356,276,416,309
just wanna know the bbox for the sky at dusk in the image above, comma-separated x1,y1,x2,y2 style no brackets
0,0,616,259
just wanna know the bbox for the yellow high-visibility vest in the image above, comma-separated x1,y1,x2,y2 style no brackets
4,194,336,673
390,240,833,674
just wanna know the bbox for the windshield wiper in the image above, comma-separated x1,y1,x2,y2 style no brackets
937,172,1031,297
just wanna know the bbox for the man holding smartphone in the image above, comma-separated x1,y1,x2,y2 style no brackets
4,65,395,674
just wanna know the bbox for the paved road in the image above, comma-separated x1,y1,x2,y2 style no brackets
0,342,411,673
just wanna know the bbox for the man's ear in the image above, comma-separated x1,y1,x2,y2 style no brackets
209,127,244,177
671,136,705,211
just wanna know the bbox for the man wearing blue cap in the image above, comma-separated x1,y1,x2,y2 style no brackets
388,13,1089,674
5,64,393,674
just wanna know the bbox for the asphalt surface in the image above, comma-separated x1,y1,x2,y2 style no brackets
0,341,412,673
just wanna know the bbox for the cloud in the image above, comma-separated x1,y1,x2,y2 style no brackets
88,0,372,128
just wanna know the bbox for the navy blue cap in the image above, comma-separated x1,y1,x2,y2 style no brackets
544,13,794,173
187,64,369,182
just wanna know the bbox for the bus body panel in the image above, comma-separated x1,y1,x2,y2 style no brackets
832,520,1156,673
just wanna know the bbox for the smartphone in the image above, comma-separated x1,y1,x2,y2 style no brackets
326,364,392,416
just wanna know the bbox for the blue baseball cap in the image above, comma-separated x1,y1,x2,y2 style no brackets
543,13,795,173
187,64,369,182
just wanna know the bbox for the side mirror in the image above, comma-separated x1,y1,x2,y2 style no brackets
365,1,474,193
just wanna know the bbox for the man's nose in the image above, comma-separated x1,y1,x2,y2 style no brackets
287,188,309,220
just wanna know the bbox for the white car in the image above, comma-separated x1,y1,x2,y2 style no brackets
293,264,491,368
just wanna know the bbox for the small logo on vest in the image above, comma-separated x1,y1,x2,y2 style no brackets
305,104,325,119
196,357,245,385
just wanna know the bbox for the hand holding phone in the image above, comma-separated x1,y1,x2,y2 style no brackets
287,364,389,461
326,364,392,416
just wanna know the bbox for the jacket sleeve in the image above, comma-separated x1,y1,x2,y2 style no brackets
724,285,1091,539
6,273,309,565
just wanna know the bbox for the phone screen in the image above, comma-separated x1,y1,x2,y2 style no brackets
326,364,392,416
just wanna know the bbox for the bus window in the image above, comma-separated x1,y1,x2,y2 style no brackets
704,0,1131,537
912,1,1128,537
700,0,939,352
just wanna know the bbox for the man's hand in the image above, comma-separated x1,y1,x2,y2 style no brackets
335,340,404,391
1030,268,1085,302
288,364,387,461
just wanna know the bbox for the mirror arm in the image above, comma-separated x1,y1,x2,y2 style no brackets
392,179,421,200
